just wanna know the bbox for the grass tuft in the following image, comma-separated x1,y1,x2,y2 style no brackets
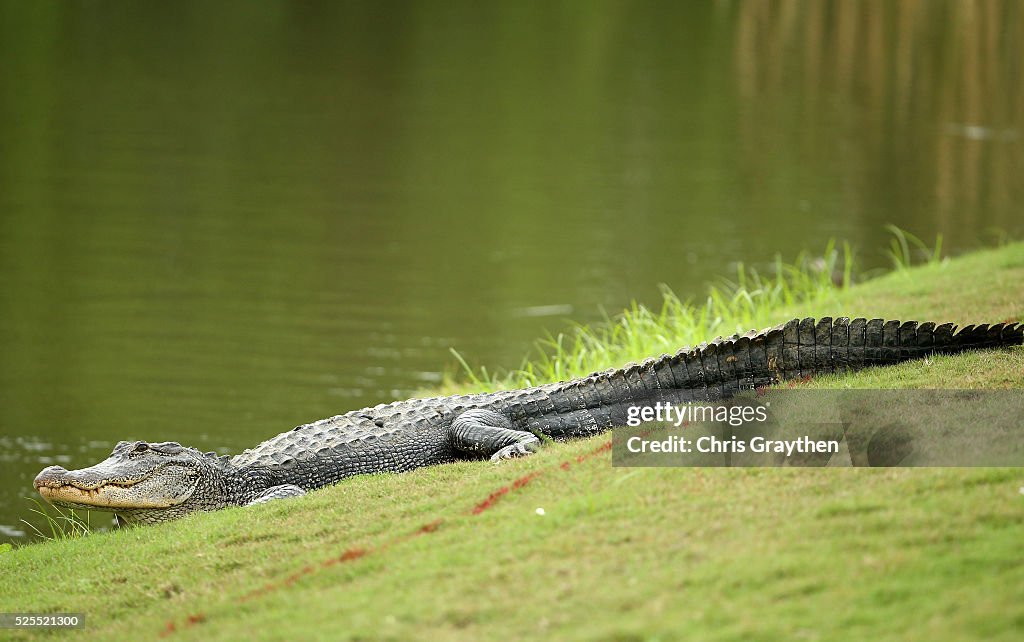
20,498,93,541
884,224,944,271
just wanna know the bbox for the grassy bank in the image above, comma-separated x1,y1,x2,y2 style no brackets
2,242,1022,641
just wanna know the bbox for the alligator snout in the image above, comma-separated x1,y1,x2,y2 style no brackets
34,465,69,489
34,465,114,490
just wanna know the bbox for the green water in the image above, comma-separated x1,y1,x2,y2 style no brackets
1,0,1021,541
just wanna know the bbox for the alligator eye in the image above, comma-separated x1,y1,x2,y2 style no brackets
133,442,149,453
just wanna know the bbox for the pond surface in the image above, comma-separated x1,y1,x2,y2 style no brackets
1,1,1021,541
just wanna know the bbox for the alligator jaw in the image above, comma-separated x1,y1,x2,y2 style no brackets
34,479,170,508
34,465,187,510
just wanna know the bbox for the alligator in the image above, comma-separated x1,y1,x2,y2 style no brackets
34,317,1023,525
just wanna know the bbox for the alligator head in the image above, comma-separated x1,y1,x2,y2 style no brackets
34,440,232,524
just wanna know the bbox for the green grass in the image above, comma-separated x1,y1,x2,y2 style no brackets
1,241,1022,641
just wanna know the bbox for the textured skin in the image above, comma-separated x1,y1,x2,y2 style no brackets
34,317,1024,524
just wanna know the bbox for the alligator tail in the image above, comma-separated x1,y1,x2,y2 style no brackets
649,316,1024,400
530,317,1023,437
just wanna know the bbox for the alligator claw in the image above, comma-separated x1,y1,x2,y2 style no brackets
490,440,540,462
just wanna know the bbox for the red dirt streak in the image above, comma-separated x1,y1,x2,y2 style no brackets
471,471,542,514
417,519,443,534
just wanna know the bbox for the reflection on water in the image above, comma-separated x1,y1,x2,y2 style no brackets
1,0,1021,541
735,0,1022,234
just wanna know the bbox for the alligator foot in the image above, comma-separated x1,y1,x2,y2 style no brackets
490,440,540,462
450,408,542,461
246,484,306,506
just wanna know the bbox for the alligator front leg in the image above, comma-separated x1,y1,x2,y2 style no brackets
449,409,541,462
246,484,306,506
